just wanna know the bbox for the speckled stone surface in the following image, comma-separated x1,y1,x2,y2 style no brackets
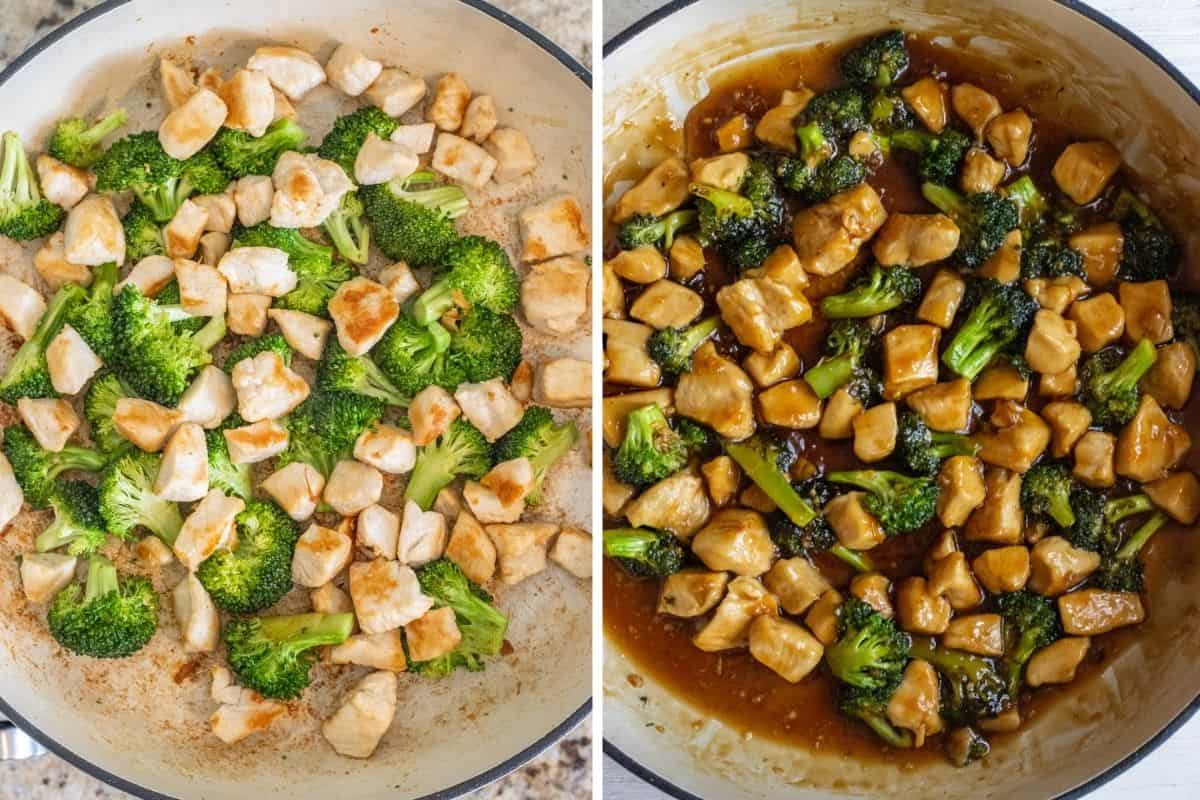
0,1,591,798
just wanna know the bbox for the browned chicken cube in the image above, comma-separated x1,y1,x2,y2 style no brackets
758,380,822,429
1023,276,1089,316
819,386,864,440
902,77,948,132
1057,589,1144,635
765,558,832,615
825,492,887,550
977,229,1022,283
951,83,1001,138
603,319,661,388
1118,280,1173,344
850,572,894,618
886,660,945,748
675,342,757,440
971,546,1030,593
669,235,706,280
613,157,690,222
943,614,1004,656
916,269,966,329
973,361,1029,402
603,458,636,517
986,109,1033,166
872,213,960,267
1069,223,1124,287
883,324,941,400
853,402,897,463
1073,430,1116,488
690,152,750,190
805,589,843,645
906,379,972,433
1041,401,1092,458
1025,637,1090,687
743,343,799,388
603,260,625,319
1115,395,1190,482
748,615,824,683
960,148,1007,194
964,468,1023,544
755,88,814,152
1052,141,1122,205
657,569,730,617
1025,309,1081,374
1029,536,1101,596
927,552,983,610
937,455,986,528
716,114,753,152
792,184,888,276
977,402,1050,473
693,576,778,652
1038,366,1077,398
701,456,740,507
691,509,776,576
716,274,812,353
1142,342,1195,409
629,279,704,329
895,576,952,635
1145,472,1200,525
1069,293,1125,352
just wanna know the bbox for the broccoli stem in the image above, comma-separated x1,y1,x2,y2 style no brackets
78,111,128,149
602,529,657,560
861,712,914,749
831,544,874,573
804,353,857,400
322,194,370,264
795,123,830,164
1098,338,1158,398
84,555,118,603
191,314,228,352
689,183,753,218
411,280,457,326
1003,176,1047,228
1105,493,1154,524
675,315,721,357
397,171,471,218
258,612,356,645
724,441,816,527
1115,511,1169,560
921,181,966,220
0,131,39,205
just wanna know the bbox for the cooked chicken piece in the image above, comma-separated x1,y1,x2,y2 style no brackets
159,88,226,159
230,351,309,423
445,511,497,585
825,492,886,550
354,133,418,186
936,455,986,528
247,46,326,100
233,175,274,228
0,453,22,534
883,324,940,400
548,526,591,579
764,558,831,615
290,523,353,589
602,388,674,447
35,232,91,289
353,504,399,562
199,232,231,266
172,573,219,653
532,357,590,409
180,353,247,424
817,386,863,440
690,509,775,577
604,319,662,388
943,613,1004,657
754,88,814,151
350,558,433,634
328,277,399,357
915,269,966,329
791,183,888,276
1118,280,1173,344
906,380,972,433
759,239,810,288
174,490,243,571
802,589,842,646
927,552,983,611
271,151,353,228
623,469,711,540
366,68,427,117
951,84,1002,138
1071,430,1115,488
455,379,525,441
323,460,383,516
925,530,959,567
716,113,753,152
1069,223,1123,286
210,669,287,745
217,246,296,297
405,606,463,663
1052,141,1122,204
135,534,173,566
895,576,952,635
1024,309,1081,376
848,130,881,161
378,262,422,305
976,228,1022,283
324,44,382,97
759,380,822,430
17,398,78,452
1143,342,1194,409
486,521,556,584
1115,395,1190,482
717,273,812,353
748,615,824,683
268,308,331,360
690,152,750,191
427,72,472,131
698,456,738,508
971,546,1030,594
652,569,728,618
985,109,1033,166
976,401,1050,473
739,485,775,513
260,462,324,522
483,128,537,181
693,575,778,652
613,157,691,222
36,155,89,210
850,572,894,618
409,385,461,447
1023,275,1088,316
519,194,589,262
521,255,590,333
63,194,124,266
330,631,406,672
321,670,397,759
113,398,184,452
434,488,464,523
1027,536,1101,596
964,468,1023,544
852,402,897,463
1144,472,1200,524
873,213,960,267
1039,401,1091,459
223,419,289,465
431,132,497,187
398,500,448,566
662,236,705,283
957,148,1006,194
885,660,944,747
1058,589,1144,635
630,279,704,329
1067,293,1124,353
743,343,799,390
221,69,275,139
0,274,45,340
154,423,208,502
20,553,77,604
675,342,756,440
607,246,667,284
160,58,196,108
464,457,534,524
354,424,415,475
1017,637,1090,689
973,361,1028,402
902,77,948,132
311,581,354,617
44,324,100,397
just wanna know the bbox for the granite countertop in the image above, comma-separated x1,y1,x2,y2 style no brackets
0,0,590,798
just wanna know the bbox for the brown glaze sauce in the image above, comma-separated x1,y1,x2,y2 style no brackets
604,34,1200,764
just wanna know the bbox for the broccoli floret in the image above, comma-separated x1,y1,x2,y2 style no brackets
0,282,85,404
613,404,693,487
153,280,207,335
0,131,64,240
110,284,227,404
94,132,228,222
47,555,157,659
804,155,868,203
232,223,349,317
65,260,119,361
98,450,183,543
941,279,1037,380
1114,190,1180,282
1172,292,1200,360
373,315,465,398
225,612,354,700
317,107,399,174
206,423,252,501
603,528,686,578
1020,462,1078,529
1020,235,1085,280
820,263,921,319
317,338,408,406
322,191,370,264
868,88,916,136
646,315,721,377
35,481,106,557
839,684,914,749
1001,175,1049,230
3,425,106,509
224,333,293,373
411,236,519,325
922,183,1018,269
804,86,870,138
83,372,131,454
211,118,307,178
826,598,910,690
841,30,910,88
361,171,469,267
693,159,786,271
409,559,509,676
909,637,1011,725
1069,491,1154,554
617,209,698,251
1092,510,1169,592
896,409,979,475
1077,339,1158,428
404,419,492,510
179,149,231,195
492,406,579,506
767,479,874,572
448,307,523,383
826,470,938,535
197,500,300,613
890,129,970,185
998,590,1061,698
48,109,128,168
724,434,819,528
803,319,877,400
280,391,385,477
122,201,165,262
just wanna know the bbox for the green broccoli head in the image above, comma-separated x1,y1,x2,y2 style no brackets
1002,175,1049,230
723,433,818,529
693,159,786,271
998,590,1061,698
1077,339,1157,428
1114,190,1180,282
1172,292,1200,360
211,118,307,178
891,128,970,185
613,403,691,487
1020,235,1085,280
404,418,492,510
617,209,698,251
98,449,183,543
373,316,466,398
941,279,1038,380
803,319,877,400
94,132,228,221
409,559,509,676
447,307,524,384
197,500,300,613
909,637,1011,725
0,282,85,405
646,315,721,376
868,87,916,135
47,555,158,659
361,171,469,267
224,333,293,373
122,201,166,262
826,598,910,690
3,424,106,509
65,260,119,362
826,470,938,536
0,131,65,240
48,109,128,168
35,480,107,557
206,423,252,501
603,527,686,578
801,155,868,204
804,86,870,138
896,409,980,476
1092,510,1169,592
84,372,132,454
322,191,370,265
922,183,1018,268
839,684,914,749
317,106,399,174
767,479,875,573
232,223,348,317
225,612,354,699
1020,462,1078,529
820,263,921,319
317,337,409,406
412,236,519,325
492,406,579,505
841,30,910,88
280,391,385,477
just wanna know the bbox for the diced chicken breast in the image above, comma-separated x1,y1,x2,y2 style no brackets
355,133,418,186
160,58,197,108
612,157,690,223
328,277,399,356
431,133,497,188
174,490,244,570
886,660,945,747
951,83,1002,138
792,184,887,276
177,366,236,430
323,460,383,516
350,559,433,633
484,128,537,182
985,109,1033,166
365,68,427,117
1119,280,1173,344
691,509,775,576
223,419,289,464
445,511,497,584
270,151,353,228
209,672,287,744
455,379,525,442
354,424,416,474
247,46,327,100
1052,141,1122,205
872,213,960,266
0,453,22,534
693,576,778,652
191,193,237,235
748,615,824,683
356,504,399,561
330,631,407,672
261,462,325,522
1029,536,1101,596
550,526,592,579
36,155,89,210
310,581,354,616
199,232,231,266
1116,394,1190,482
135,534,175,567
113,398,184,452
397,500,448,566
976,401,1051,473
520,194,590,262
321,671,397,759
486,522,557,584
172,573,219,652
17,398,78,452
226,293,272,338
883,324,940,400
218,246,296,297
154,423,209,502
45,324,101,396
1145,472,1200,525
690,152,750,190
406,606,462,661
0,274,45,340
521,255,590,333
20,553,77,604
675,342,756,440
972,546,1031,594
716,274,812,353
325,44,382,97
1026,637,1091,687
825,492,886,550
1058,589,1144,635
159,88,227,160
410,385,461,447
463,457,534,524
64,194,124,266
234,175,274,228
35,232,91,290
937,455,986,527
221,69,275,138
291,523,353,588
895,576,952,635
118,255,175,298
658,569,729,617
902,77,948,132
174,258,226,316
533,358,591,409
266,308,330,360
378,262,422,305
428,72,472,130
965,468,1024,544
607,246,666,284
231,351,310,422
603,319,660,387
460,95,498,143
960,148,1007,194
391,123,437,155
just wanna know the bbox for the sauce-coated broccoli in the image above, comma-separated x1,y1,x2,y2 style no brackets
909,637,1011,725
47,555,157,659
767,479,875,572
404,418,492,510
941,279,1037,380
617,209,697,251
841,30,910,88
409,559,509,676
1077,339,1157,428
998,590,1061,697
0,131,64,240
820,263,921,319
613,403,693,487
1020,462,1077,529
1092,510,1169,592
896,409,979,475
1068,491,1154,554
826,469,938,535
890,128,970,185
1114,190,1180,282
197,499,300,613
646,315,721,376
724,434,818,527
921,182,1018,269
225,612,354,700
826,598,910,690
803,319,878,400
839,684,914,749
603,527,686,578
